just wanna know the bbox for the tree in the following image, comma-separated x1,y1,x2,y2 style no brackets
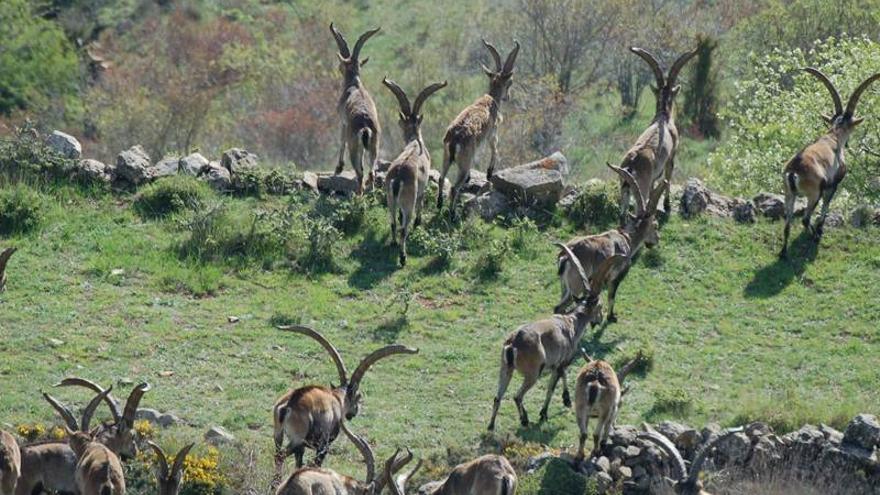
683,34,721,139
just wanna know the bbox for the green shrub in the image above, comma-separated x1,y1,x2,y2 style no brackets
134,176,213,219
176,201,229,262
518,458,599,495
509,216,541,258
0,184,44,235
649,386,695,417
298,216,342,272
310,195,368,236
474,237,511,280
0,124,75,183
410,228,460,269
566,180,619,229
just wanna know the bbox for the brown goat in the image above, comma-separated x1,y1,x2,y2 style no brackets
54,377,151,460
488,253,630,431
556,166,666,322
617,46,697,221
383,78,448,265
780,68,880,257
273,326,417,475
331,23,382,195
0,247,16,292
15,441,78,495
437,39,519,218
0,430,20,495
416,454,517,495
147,442,195,495
275,422,412,495
638,425,744,495
574,352,643,461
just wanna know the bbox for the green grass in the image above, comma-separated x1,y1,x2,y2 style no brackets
0,187,878,494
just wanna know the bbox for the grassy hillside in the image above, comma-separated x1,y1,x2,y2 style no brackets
1,182,878,493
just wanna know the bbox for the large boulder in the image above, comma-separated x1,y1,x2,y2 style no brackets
753,192,786,219
179,153,210,176
73,159,113,184
46,131,82,159
199,162,231,191
465,190,510,221
732,198,756,224
680,178,737,218
151,157,180,179
463,169,489,194
115,145,153,186
850,206,880,228
301,171,319,192
220,148,258,175
317,171,359,195
843,414,880,451
490,152,567,206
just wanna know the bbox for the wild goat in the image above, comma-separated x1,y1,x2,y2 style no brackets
415,454,517,495
54,377,151,459
275,422,413,495
555,166,666,322
383,77,448,265
331,23,382,195
273,325,417,473
617,45,697,220
780,68,880,257
14,440,78,495
386,451,421,495
50,387,126,495
574,351,643,461
0,247,16,292
488,253,630,431
437,39,519,218
638,425,745,495
0,430,20,495
146,442,195,495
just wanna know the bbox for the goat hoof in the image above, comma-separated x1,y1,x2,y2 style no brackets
607,314,618,323
487,423,495,431
334,164,344,175
399,254,407,266
539,411,548,423
563,394,572,408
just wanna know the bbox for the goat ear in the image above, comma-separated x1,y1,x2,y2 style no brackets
337,53,347,64
852,116,865,127
822,113,834,126
360,57,369,67
89,426,101,439
671,84,681,96
650,85,659,95
417,114,424,125
398,111,407,122
481,63,496,78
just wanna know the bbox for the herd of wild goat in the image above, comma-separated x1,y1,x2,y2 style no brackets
1,21,878,495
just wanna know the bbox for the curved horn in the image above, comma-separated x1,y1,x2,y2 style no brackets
82,386,113,432
554,242,590,296
412,81,448,117
667,47,699,87
349,345,419,392
688,426,744,484
55,377,122,424
391,455,421,495
482,39,502,72
278,325,348,385
845,72,880,117
0,247,16,277
122,382,151,427
329,23,351,58
42,393,80,431
616,350,644,384
590,254,629,296
607,163,645,215
381,448,414,494
341,422,375,483
383,78,412,116
147,441,170,480
171,443,196,480
502,40,520,75
803,68,843,116
630,47,665,89
351,27,381,62
638,426,687,482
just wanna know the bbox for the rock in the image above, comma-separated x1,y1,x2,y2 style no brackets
656,421,688,443
850,206,880,228
624,445,641,458
749,435,782,469
753,192,786,219
490,152,568,206
136,408,182,428
220,148,258,175
151,157,180,179
824,211,845,228
200,162,231,191
714,431,752,465
594,471,614,493
525,452,554,474
464,190,510,221
680,178,736,218
73,159,113,184
820,424,844,445
302,171,319,191
701,423,722,442
843,414,880,451
558,186,580,210
204,426,235,445
179,153,210,176
316,171,359,195
732,198,756,223
115,145,152,186
46,131,82,159
463,169,489,194
610,425,638,446
593,456,611,473
48,338,64,347
615,465,632,479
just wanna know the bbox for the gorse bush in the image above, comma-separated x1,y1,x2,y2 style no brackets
298,215,342,272
134,176,214,219
409,228,460,269
310,194,368,236
0,184,45,235
707,37,880,204
566,180,619,229
474,237,511,280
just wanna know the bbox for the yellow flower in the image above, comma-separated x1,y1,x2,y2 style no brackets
133,419,156,439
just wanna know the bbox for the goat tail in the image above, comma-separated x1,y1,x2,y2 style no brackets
587,382,602,407
360,127,372,149
501,476,512,495
101,486,112,495
786,171,798,194
503,345,516,369
391,175,402,199
446,141,457,164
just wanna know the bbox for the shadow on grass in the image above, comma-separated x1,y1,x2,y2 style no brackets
347,228,398,290
578,323,624,361
372,315,408,343
516,420,565,444
744,231,818,299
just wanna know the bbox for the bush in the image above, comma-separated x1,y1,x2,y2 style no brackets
474,237,511,280
0,184,44,235
0,124,75,183
649,386,695,417
566,180,619,229
509,216,541,258
134,176,213,219
298,215,342,272
310,195,368,236
409,228,460,269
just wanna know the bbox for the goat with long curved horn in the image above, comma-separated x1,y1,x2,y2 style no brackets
330,23,382,195
272,326,417,475
616,44,698,220
382,78,447,265
147,442,195,495
780,69,880,257
64,388,126,495
438,39,520,218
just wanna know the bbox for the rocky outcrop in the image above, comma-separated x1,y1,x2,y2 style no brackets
179,153,210,176
114,145,153,186
199,161,232,191
72,159,113,184
490,152,568,206
316,170,360,195
46,131,82,159
220,148,258,175
152,157,180,179
465,190,510,221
